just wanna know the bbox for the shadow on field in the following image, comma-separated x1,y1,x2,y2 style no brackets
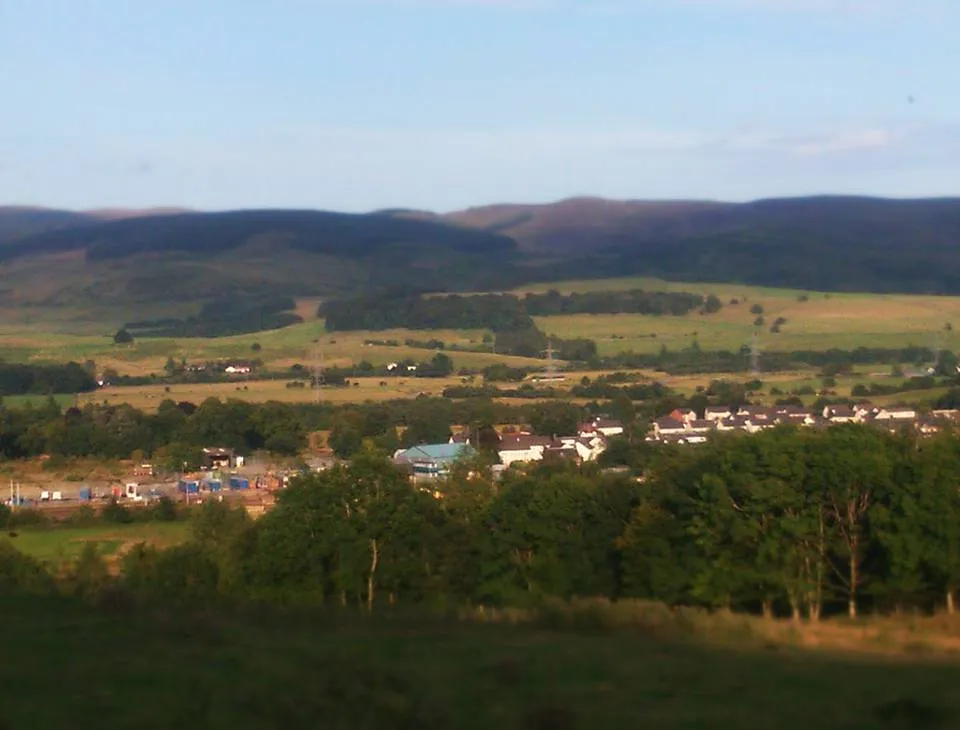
1,596,960,730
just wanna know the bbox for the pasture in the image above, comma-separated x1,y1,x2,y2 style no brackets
77,376,472,411
5,521,191,565
534,286,959,356
1,278,958,394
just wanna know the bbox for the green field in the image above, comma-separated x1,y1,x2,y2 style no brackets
6,521,191,564
2,596,960,730
527,277,959,356
4,279,958,374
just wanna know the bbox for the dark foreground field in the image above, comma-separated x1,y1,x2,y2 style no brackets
2,598,960,730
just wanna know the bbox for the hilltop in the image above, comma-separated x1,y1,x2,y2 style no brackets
3,195,960,328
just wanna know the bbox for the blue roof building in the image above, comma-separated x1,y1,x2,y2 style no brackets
393,443,477,480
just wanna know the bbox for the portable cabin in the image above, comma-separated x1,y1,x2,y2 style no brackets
228,476,249,490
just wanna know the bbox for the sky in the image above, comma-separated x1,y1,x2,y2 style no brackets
0,0,957,212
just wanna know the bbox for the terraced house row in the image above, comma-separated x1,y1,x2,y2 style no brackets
648,403,960,445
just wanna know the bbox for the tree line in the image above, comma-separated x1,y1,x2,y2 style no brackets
600,344,953,375
124,295,302,338
0,395,630,465
9,426,960,621
143,426,960,617
0,362,97,397
318,289,713,333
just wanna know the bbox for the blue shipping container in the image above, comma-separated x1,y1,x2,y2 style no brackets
79,488,92,501
206,480,222,492
228,477,249,490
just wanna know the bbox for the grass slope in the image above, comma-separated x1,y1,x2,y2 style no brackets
2,597,960,729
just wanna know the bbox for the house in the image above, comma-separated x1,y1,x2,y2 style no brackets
202,447,235,470
393,443,477,481
704,406,732,421
823,405,858,423
652,417,687,438
686,419,716,434
738,406,777,423
498,434,554,466
578,417,625,438
872,407,918,422
932,409,960,421
717,415,761,434
556,434,608,463
669,408,698,425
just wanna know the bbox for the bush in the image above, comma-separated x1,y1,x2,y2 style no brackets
67,542,111,602
101,499,133,525
149,497,180,522
7,508,50,529
62,505,99,528
0,541,55,595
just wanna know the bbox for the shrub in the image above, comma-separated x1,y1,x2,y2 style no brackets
101,499,133,524
0,541,55,595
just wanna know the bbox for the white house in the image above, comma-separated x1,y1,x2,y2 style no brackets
872,407,918,421
558,434,607,463
823,405,858,423
498,434,553,466
652,417,687,438
579,418,625,438
704,406,732,421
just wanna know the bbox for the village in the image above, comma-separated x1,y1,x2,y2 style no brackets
648,403,960,445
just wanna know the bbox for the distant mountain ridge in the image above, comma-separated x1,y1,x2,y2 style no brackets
2,195,960,323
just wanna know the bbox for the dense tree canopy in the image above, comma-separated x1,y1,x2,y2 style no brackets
75,426,960,620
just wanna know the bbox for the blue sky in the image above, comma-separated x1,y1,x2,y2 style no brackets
1,0,957,211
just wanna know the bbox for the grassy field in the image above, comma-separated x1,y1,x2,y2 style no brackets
2,281,957,374
29,365,946,411
3,278,959,412
2,596,960,729
535,293,957,357
6,521,191,565
78,376,473,410
0,317,542,376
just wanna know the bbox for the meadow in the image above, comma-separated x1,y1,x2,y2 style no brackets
3,277,957,371
2,277,959,411
2,594,960,729
5,521,191,565
529,278,959,356
77,376,471,410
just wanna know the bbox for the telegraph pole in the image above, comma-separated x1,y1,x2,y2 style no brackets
750,333,761,376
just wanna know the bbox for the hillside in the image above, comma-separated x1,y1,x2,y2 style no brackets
447,195,960,293
4,196,960,328
0,210,520,321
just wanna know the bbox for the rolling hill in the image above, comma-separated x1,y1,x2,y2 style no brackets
3,195,960,328
446,196,960,292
